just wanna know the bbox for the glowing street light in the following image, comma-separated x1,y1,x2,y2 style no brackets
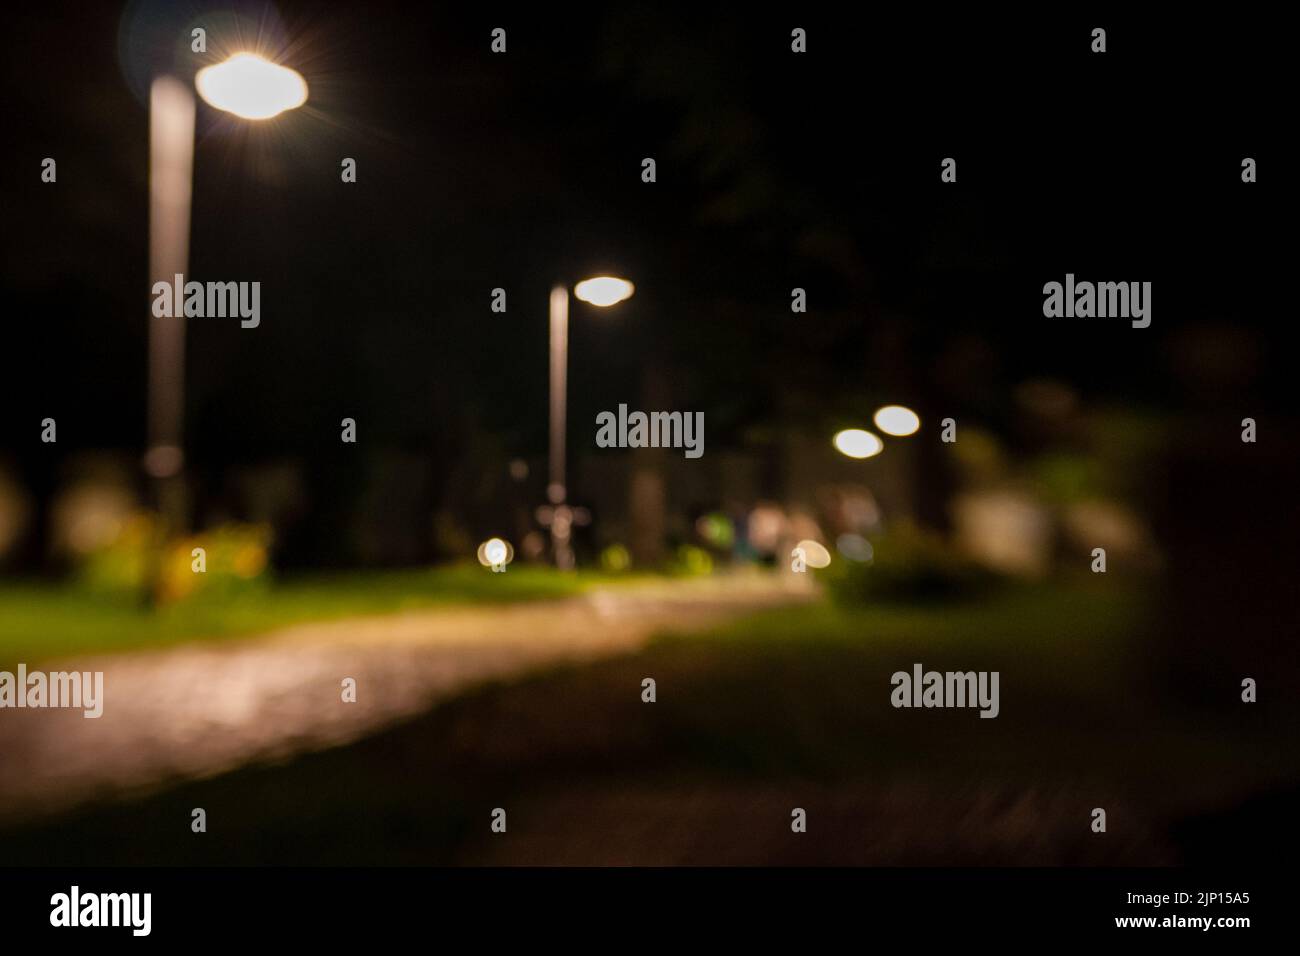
144,51,307,604
547,275,634,568
833,428,884,459
873,405,921,437
195,53,308,120
573,276,635,308
148,51,309,481
477,537,514,570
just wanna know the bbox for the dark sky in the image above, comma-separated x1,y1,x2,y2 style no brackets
2,3,1287,466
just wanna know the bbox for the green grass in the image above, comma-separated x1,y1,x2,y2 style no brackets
0,564,628,668
3,581,1291,864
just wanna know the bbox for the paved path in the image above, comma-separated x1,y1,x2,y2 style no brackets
0,575,813,823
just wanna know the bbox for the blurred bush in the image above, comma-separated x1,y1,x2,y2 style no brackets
599,543,632,573
824,520,1000,605
694,512,735,550
75,514,272,604
74,514,152,595
669,544,713,577
1030,453,1104,505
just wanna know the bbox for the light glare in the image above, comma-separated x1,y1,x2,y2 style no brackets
573,276,634,307
477,537,514,568
196,53,308,120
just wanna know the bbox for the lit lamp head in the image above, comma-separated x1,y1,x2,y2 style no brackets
833,428,884,459
573,276,634,307
195,52,308,119
873,405,921,437
477,537,514,568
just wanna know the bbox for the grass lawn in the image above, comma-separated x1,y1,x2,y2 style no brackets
2,581,1293,865
0,564,625,669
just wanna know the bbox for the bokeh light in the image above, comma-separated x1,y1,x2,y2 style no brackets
873,405,921,437
794,539,832,568
833,429,883,459
476,537,514,567
836,533,874,562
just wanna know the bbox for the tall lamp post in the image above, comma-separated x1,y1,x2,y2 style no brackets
144,52,307,601
545,275,634,568
144,76,196,532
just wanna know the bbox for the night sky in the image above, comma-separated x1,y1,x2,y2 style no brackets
1,4,1287,564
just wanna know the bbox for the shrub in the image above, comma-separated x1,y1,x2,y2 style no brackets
75,514,272,604
824,520,1000,605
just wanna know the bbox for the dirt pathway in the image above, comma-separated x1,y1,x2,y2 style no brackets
0,574,813,823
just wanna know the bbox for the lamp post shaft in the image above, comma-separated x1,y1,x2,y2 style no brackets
147,76,194,475
145,75,195,602
547,285,574,568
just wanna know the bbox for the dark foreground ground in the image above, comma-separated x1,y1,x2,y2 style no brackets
1,582,1294,865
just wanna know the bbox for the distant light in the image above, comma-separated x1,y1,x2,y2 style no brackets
794,539,832,568
746,504,786,554
521,531,546,560
477,537,514,568
573,276,634,307
873,405,921,437
195,53,308,120
833,429,883,459
836,533,874,563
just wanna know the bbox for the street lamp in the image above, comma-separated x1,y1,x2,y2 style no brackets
833,428,884,459
873,405,921,437
573,276,634,308
195,53,308,119
144,75,195,504
546,276,634,568
144,53,307,600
